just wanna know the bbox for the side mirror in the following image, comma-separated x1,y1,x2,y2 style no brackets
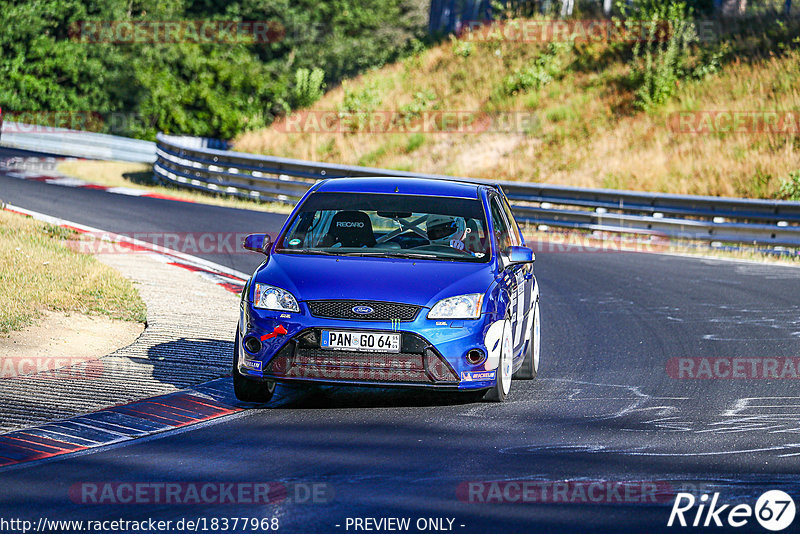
504,246,535,267
243,233,272,255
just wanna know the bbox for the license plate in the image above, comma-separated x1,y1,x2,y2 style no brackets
321,330,401,353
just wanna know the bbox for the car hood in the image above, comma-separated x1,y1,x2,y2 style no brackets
254,253,495,307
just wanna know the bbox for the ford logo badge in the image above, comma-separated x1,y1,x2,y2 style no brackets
352,306,374,315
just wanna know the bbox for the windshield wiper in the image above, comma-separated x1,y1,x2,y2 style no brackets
382,251,440,259
335,251,391,257
280,249,340,255
280,249,390,257
281,249,440,259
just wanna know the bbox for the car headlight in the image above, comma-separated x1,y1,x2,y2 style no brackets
253,284,299,312
427,293,483,320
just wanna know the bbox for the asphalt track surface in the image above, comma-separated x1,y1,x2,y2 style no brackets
2,174,800,533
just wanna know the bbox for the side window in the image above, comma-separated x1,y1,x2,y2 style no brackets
490,197,512,252
500,195,522,246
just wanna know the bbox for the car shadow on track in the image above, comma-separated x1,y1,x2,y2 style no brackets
146,337,484,410
144,337,232,389
272,384,485,409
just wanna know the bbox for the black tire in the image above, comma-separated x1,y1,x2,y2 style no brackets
513,299,539,380
484,318,512,402
233,328,276,403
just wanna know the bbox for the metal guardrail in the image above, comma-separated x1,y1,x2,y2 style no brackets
155,133,800,247
0,122,156,163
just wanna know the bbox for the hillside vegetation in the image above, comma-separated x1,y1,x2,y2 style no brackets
236,9,800,199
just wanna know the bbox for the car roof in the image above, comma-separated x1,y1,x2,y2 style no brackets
314,176,491,199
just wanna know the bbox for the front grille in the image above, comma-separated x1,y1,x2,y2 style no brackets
265,329,458,384
307,300,421,321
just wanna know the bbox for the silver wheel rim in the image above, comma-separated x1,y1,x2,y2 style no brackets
501,320,512,395
533,301,540,372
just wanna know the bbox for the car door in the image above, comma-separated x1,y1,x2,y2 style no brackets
489,195,530,361
499,190,535,354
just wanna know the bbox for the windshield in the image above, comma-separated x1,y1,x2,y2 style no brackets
277,192,490,262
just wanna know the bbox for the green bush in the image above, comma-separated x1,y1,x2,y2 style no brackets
452,39,474,58
778,171,800,200
626,1,695,111
405,132,425,153
497,42,567,97
621,0,727,111
293,68,326,108
339,79,384,132
399,90,437,121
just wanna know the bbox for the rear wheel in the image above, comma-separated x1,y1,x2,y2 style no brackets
233,328,276,403
513,299,540,380
484,318,513,402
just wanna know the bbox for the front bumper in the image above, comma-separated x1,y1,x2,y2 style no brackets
237,301,498,390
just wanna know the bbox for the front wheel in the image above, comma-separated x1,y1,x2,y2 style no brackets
233,328,276,403
513,299,540,380
484,318,513,402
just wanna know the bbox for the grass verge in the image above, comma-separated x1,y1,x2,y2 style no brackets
0,209,147,334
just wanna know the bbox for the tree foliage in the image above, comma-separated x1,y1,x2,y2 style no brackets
0,0,428,139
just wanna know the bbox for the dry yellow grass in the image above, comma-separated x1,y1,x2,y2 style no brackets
57,161,292,213
235,31,800,198
0,209,146,334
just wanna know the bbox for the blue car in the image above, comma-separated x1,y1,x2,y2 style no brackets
234,177,540,402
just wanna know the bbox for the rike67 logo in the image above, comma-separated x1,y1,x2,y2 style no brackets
668,490,796,531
